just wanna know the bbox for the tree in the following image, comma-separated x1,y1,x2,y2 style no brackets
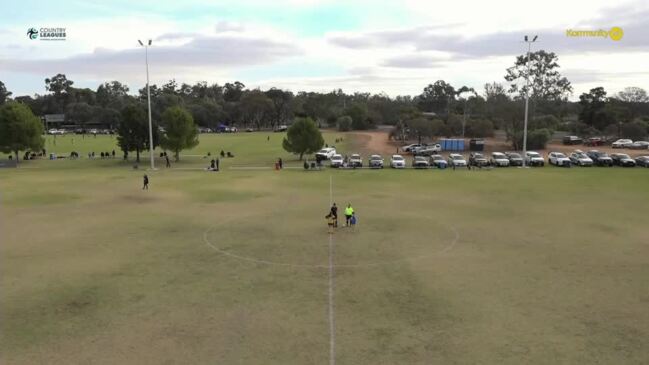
465,119,494,138
505,50,572,100
223,81,245,102
240,90,272,129
117,104,158,162
416,80,455,115
337,115,352,131
0,102,44,162
511,128,552,150
620,121,648,140
282,117,324,160
66,102,95,132
615,87,649,103
96,81,129,108
345,102,370,130
0,81,12,104
579,87,609,131
45,74,74,113
265,88,294,128
160,106,199,161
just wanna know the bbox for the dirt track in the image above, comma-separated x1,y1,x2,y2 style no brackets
347,131,649,158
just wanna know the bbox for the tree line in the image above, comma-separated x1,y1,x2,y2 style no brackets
1,49,649,161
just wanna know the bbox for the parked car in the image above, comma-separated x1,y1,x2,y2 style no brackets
635,155,649,167
429,154,448,169
245,127,254,132
548,152,571,167
315,147,336,160
329,154,344,168
586,150,613,166
368,154,384,168
584,137,605,146
412,156,430,169
448,153,467,167
469,152,489,167
563,135,583,145
413,144,442,156
610,153,636,167
505,152,524,166
569,150,594,166
612,139,633,148
401,144,422,153
525,151,545,167
629,141,649,150
349,154,363,168
490,152,510,167
274,125,288,132
390,155,406,168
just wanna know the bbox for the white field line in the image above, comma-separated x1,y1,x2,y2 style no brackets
202,225,459,269
328,175,336,365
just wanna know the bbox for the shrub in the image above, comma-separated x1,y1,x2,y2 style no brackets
337,115,352,131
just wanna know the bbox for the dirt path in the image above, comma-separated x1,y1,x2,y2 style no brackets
344,130,649,158
348,131,399,155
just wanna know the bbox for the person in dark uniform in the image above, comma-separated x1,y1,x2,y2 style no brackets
330,203,338,227
143,174,149,190
278,158,283,169
216,157,220,171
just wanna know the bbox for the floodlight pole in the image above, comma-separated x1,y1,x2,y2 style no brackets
522,35,537,168
139,39,155,170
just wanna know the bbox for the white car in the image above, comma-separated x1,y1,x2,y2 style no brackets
401,144,422,153
490,152,510,167
448,154,467,167
630,141,649,150
612,139,633,148
349,154,363,167
316,147,336,160
569,150,594,166
390,154,406,168
413,144,442,156
329,154,343,168
525,151,545,167
548,152,571,167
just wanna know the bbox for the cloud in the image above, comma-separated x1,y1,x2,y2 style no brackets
0,33,301,80
327,5,649,66
381,54,445,69
214,21,245,33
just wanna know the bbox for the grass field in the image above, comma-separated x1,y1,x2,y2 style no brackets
1,132,648,364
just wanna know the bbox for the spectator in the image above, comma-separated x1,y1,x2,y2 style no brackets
112,150,115,158
142,174,149,190
278,158,283,169
165,155,171,168
220,150,225,157
216,157,220,171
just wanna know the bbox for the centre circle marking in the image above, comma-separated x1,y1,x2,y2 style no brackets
202,224,460,269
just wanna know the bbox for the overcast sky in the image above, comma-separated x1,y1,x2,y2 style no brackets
1,0,648,99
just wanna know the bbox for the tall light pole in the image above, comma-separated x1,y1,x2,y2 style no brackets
138,39,155,170
522,35,537,168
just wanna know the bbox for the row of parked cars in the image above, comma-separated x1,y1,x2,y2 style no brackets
315,148,649,169
547,150,649,167
563,136,649,149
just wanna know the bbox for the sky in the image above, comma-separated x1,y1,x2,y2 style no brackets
1,0,648,99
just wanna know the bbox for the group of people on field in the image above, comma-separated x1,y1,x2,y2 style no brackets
326,202,356,232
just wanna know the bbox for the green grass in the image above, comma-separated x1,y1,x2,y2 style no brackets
0,131,350,168
1,134,649,364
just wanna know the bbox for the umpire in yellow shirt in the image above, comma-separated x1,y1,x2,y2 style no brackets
344,203,354,227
